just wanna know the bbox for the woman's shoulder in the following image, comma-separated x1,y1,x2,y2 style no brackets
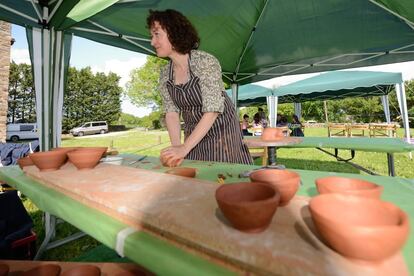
159,62,170,82
190,50,220,67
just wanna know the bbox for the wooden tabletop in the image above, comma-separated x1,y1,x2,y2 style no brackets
244,136,303,147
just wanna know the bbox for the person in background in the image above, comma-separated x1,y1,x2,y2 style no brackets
290,114,304,137
254,107,268,128
148,9,252,166
252,113,264,136
277,115,288,127
241,114,252,136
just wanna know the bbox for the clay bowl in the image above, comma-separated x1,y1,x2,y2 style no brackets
17,155,34,169
61,265,101,276
215,182,280,233
29,151,67,171
0,264,9,276
77,146,108,158
309,194,409,262
165,167,196,178
261,127,285,141
67,149,103,170
22,264,61,276
51,147,79,155
315,176,383,199
249,169,300,206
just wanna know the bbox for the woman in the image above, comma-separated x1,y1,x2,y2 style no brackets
290,115,304,137
147,9,252,166
241,114,252,136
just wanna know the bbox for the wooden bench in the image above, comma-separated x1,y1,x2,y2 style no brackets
328,123,348,137
348,124,370,137
369,123,399,138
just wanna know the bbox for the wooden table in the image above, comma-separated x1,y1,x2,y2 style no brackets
0,157,412,275
243,137,303,165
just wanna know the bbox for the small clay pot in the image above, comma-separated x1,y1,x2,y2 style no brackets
22,264,61,276
309,194,409,262
165,167,196,178
61,265,101,276
51,147,79,154
29,151,67,171
316,176,383,198
215,182,280,233
249,169,300,206
78,147,108,158
67,149,103,170
17,155,34,169
261,127,285,141
0,263,9,276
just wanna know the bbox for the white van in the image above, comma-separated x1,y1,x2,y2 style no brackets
6,123,38,142
70,121,108,137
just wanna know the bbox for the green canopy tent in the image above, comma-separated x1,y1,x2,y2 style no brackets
225,84,272,106
268,71,411,141
1,0,414,150
228,71,409,140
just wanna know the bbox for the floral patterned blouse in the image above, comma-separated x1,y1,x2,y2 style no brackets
158,50,225,114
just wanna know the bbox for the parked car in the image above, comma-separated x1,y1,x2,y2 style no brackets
6,123,38,142
70,121,108,137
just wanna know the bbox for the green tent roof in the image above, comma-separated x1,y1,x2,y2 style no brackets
2,0,414,84
234,71,402,105
275,70,402,103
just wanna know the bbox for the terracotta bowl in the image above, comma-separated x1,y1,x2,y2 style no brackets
261,127,285,141
51,147,79,155
249,169,300,206
29,151,67,171
61,265,100,276
67,149,103,170
77,146,108,158
215,182,280,233
17,155,34,169
309,194,410,262
165,167,196,178
22,264,61,276
315,176,383,198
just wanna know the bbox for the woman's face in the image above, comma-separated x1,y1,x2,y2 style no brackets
150,21,173,57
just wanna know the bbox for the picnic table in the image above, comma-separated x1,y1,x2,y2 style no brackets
0,155,413,275
244,136,414,176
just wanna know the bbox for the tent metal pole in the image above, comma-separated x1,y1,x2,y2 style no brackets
396,83,411,142
294,102,302,120
231,83,239,114
381,95,391,123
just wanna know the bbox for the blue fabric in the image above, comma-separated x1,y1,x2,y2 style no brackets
0,141,39,166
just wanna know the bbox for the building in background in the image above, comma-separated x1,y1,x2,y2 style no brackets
0,21,11,142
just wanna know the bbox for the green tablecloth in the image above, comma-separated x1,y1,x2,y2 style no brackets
1,155,413,274
277,137,414,153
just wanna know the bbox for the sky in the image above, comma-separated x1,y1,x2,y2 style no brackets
10,24,414,117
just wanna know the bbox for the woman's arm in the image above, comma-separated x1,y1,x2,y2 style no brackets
165,112,181,146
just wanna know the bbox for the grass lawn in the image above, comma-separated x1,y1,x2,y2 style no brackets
21,127,413,261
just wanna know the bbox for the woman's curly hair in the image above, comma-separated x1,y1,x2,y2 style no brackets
147,9,200,54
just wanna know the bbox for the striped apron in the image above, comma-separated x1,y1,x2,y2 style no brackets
166,63,252,165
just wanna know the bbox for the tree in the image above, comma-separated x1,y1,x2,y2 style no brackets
62,67,122,132
125,56,168,111
8,62,36,123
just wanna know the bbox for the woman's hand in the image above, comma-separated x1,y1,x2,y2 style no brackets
160,145,188,167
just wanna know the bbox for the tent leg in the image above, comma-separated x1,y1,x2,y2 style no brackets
387,153,395,176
